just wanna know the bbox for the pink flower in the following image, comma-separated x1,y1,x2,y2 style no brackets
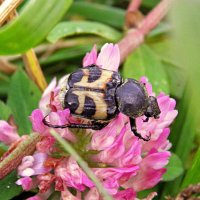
114,188,136,200
55,157,94,191
18,153,51,177
83,43,120,71
39,76,69,114
0,120,20,145
123,151,171,191
16,176,33,191
26,189,53,200
83,45,98,67
30,109,76,142
84,187,100,200
14,43,177,199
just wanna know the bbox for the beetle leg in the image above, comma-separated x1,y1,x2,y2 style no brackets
42,115,108,130
143,117,149,122
129,118,151,141
59,123,108,130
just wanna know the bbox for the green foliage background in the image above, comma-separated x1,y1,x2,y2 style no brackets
0,0,199,199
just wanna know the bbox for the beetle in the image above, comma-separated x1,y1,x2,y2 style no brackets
43,64,161,141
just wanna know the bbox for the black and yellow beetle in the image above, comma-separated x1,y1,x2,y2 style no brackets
43,65,161,141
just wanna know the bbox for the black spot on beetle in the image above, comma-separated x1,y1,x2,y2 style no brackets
81,96,96,118
88,65,102,83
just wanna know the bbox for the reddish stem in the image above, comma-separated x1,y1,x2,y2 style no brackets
0,133,41,179
127,0,141,12
119,0,173,62
125,0,143,28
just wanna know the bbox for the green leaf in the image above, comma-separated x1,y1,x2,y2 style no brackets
122,44,169,94
0,171,22,200
0,143,8,157
163,153,184,181
163,62,186,99
149,38,182,67
47,21,122,43
7,71,41,135
68,2,125,29
0,72,10,96
0,0,73,55
182,147,200,188
161,83,197,197
148,23,171,38
41,44,94,65
0,101,12,121
142,0,160,8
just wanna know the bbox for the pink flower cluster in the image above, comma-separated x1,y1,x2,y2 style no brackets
0,44,177,200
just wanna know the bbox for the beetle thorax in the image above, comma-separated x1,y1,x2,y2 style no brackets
116,79,148,118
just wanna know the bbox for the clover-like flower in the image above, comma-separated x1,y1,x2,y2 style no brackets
0,44,177,200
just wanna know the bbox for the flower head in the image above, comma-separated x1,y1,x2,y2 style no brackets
0,43,177,199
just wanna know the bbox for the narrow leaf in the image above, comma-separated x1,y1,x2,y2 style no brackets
47,21,122,43
0,0,73,55
148,23,171,38
161,0,200,196
163,62,186,99
41,44,96,65
142,0,160,8
163,153,184,181
181,147,200,188
7,71,41,135
0,101,11,121
68,2,125,29
122,44,169,94
0,171,22,200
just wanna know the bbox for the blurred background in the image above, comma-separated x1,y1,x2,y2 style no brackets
0,0,199,199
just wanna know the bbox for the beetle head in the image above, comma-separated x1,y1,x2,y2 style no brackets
145,96,161,119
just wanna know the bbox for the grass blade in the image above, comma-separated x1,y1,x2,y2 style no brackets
50,130,113,200
181,147,200,189
68,2,125,29
47,21,122,43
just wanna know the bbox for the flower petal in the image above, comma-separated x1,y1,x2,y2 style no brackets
30,109,47,134
39,78,57,114
18,153,51,177
83,45,98,67
123,151,170,191
55,157,94,191
85,187,100,200
91,114,126,151
96,43,120,71
114,188,136,200
16,177,33,191
0,120,20,145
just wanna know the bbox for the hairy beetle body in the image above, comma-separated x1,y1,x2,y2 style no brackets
44,64,161,141
63,65,122,120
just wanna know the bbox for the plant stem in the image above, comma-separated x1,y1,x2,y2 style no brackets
118,0,173,62
0,0,23,26
127,0,141,12
23,49,47,91
125,0,143,28
0,59,16,74
50,130,113,200
0,133,41,179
